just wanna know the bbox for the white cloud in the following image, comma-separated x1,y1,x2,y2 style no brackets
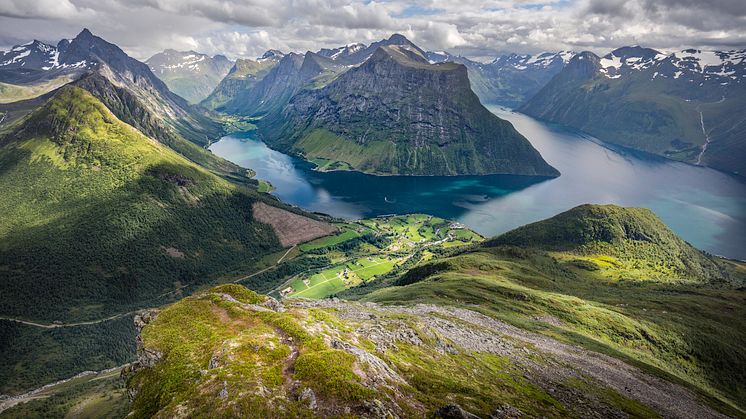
0,0,91,19
0,0,744,61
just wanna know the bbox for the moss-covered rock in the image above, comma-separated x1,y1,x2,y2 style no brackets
126,284,731,418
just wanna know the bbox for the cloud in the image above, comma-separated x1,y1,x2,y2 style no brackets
0,0,743,61
0,0,91,19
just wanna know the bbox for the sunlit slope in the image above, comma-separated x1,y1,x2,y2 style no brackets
0,85,282,322
360,205,746,414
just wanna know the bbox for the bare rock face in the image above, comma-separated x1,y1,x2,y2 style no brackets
489,404,523,418
435,405,480,419
121,309,161,401
299,387,317,410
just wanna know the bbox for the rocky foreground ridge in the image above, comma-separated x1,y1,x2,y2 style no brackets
123,284,725,418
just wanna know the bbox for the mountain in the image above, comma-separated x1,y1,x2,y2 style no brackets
427,50,574,107
0,30,224,151
217,32,425,113
146,49,233,103
317,42,366,60
486,204,737,284
0,30,248,185
0,84,292,322
0,39,89,84
318,33,426,66
520,46,746,176
0,30,349,398
123,205,746,417
55,29,251,182
200,51,283,111
259,44,559,176
222,51,344,116
0,83,339,395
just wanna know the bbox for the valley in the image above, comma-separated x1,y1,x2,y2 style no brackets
0,22,744,419
209,109,746,261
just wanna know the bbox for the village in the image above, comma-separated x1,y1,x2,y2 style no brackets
278,214,482,299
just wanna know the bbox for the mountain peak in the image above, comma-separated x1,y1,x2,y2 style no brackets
76,28,94,39
372,44,431,67
387,33,411,44
608,45,661,60
260,49,284,60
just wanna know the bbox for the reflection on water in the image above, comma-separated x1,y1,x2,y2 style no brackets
209,108,746,260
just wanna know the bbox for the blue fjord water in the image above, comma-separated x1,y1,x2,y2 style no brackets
209,107,746,260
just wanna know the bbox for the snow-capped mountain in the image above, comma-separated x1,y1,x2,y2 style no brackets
146,49,233,103
315,34,425,65
147,50,232,77
491,51,575,71
0,39,93,83
597,46,746,86
424,50,575,106
258,49,285,62
521,45,746,176
317,43,366,60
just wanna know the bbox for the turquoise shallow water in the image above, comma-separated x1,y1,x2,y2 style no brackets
209,107,746,260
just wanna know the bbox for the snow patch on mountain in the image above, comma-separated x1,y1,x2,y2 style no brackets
597,47,746,85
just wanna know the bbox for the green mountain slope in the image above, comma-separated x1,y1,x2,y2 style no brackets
124,284,722,418
0,85,284,322
72,73,251,185
356,205,746,414
200,58,278,111
520,49,746,176
120,205,746,418
485,204,734,284
260,45,559,176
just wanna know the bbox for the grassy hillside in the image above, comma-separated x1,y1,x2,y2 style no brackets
125,284,707,418
0,85,283,322
72,74,253,186
486,204,734,284
356,206,746,415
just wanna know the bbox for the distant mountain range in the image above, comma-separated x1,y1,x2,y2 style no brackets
427,50,575,107
521,46,746,176
145,49,233,103
3,32,744,176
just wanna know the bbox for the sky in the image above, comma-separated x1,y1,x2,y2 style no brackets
0,0,744,62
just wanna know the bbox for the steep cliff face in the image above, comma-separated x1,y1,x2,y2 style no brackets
261,45,559,176
201,57,279,111
222,52,340,116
